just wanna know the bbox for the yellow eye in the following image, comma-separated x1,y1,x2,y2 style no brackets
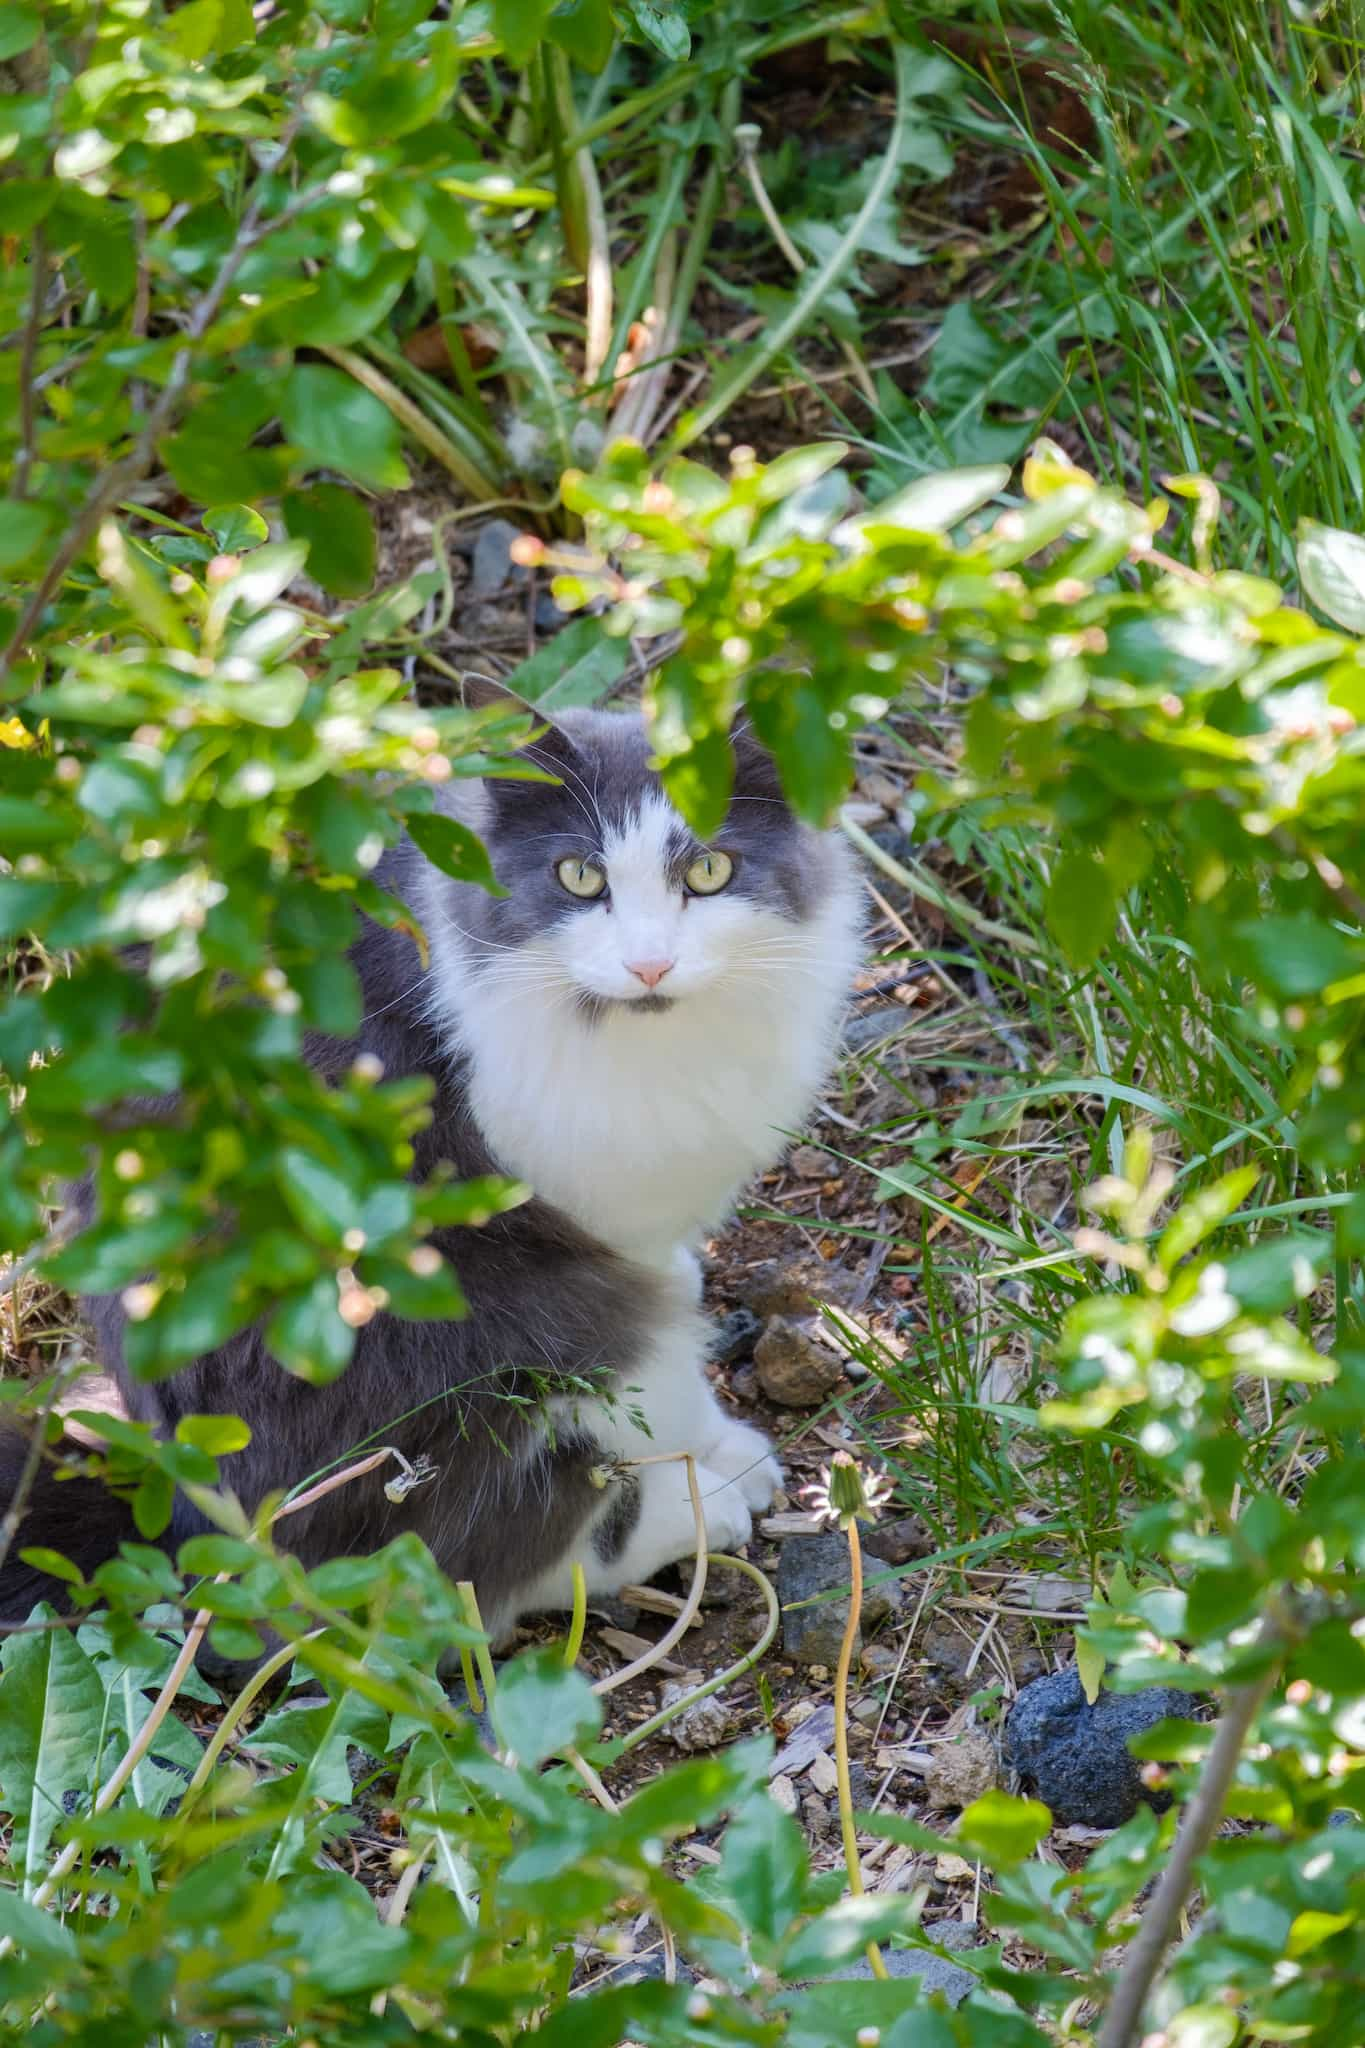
684,850,733,896
556,856,607,899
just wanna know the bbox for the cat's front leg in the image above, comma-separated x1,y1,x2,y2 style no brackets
606,1305,782,1520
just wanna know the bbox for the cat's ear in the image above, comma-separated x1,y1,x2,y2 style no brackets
729,716,788,807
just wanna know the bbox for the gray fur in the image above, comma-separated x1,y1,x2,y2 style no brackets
0,714,828,1639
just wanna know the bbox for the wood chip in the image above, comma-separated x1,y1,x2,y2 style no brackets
760,1511,824,1539
599,1628,688,1677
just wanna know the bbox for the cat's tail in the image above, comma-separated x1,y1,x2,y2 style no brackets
0,1424,136,1620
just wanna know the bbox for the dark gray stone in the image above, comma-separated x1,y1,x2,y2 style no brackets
1005,1667,1191,1827
839,1920,979,2003
466,516,568,634
778,1530,902,1668
710,1306,762,1365
865,1514,932,1567
754,1316,844,1406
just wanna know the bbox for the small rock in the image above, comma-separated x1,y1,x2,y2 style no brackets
837,1926,978,2003
729,1363,759,1404
922,1619,975,1686
843,1008,912,1055
778,1530,903,1668
1005,1667,1191,1828
737,1257,861,1320
925,1731,998,1811
858,769,903,812
754,1317,844,1406
710,1306,762,1365
802,1792,837,1838
467,517,523,600
935,1851,975,1882
789,1143,833,1179
660,1681,737,1753
770,1771,798,1815
808,1751,839,1797
865,1514,933,1567
847,1760,872,1807
770,1701,836,1779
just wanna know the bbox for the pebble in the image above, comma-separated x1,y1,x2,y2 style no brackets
770,1771,798,1815
837,1923,978,2003
808,1751,840,1797
788,1143,834,1179
865,1514,933,1567
777,1530,904,1668
737,1256,862,1319
924,1731,998,1811
769,1701,836,1779
709,1306,762,1366
754,1316,845,1406
659,1681,738,1753
1005,1667,1192,1828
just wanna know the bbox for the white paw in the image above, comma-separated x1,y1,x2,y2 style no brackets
702,1416,782,1514
692,1465,756,1555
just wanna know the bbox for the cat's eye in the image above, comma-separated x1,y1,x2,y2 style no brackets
556,856,607,899
684,850,733,896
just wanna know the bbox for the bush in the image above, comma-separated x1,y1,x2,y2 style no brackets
6,0,1365,2040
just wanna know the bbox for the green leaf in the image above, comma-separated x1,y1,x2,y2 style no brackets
1045,848,1119,969
406,810,505,894
718,1790,807,1945
851,462,1010,537
277,1148,365,1244
203,504,269,551
501,615,629,711
1157,1166,1259,1270
0,6,41,59
548,0,614,70
1232,914,1359,998
283,484,376,598
277,252,413,349
0,499,58,572
1297,518,1365,633
0,1614,108,1891
281,366,410,492
266,1274,355,1384
626,0,689,59
1076,1632,1106,1706
492,0,553,63
956,1789,1053,1867
488,1647,602,1765
175,1413,251,1457
0,1887,78,1960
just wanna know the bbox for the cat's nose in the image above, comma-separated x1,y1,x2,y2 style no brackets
625,957,675,989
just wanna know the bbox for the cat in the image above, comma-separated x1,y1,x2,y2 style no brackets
0,707,864,1646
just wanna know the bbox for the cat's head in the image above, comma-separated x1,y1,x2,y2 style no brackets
436,706,854,1017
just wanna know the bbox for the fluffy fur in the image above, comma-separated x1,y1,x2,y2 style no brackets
0,708,863,1643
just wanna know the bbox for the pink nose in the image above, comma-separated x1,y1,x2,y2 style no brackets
626,958,675,990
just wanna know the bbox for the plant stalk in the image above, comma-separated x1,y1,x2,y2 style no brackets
836,1515,888,1979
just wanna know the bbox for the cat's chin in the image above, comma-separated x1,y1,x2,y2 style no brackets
574,989,677,1021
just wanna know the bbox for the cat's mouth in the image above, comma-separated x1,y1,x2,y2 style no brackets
575,990,676,1022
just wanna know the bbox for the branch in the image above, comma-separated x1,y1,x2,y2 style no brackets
1096,1651,1283,2048
13,228,48,501
1,146,314,679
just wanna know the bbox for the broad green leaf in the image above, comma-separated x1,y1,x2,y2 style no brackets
626,0,689,59
1157,1166,1259,1271
489,1647,601,1765
277,1148,365,1244
281,366,410,492
0,1615,108,1893
0,500,58,571
1298,518,1365,633
0,6,41,58
548,0,614,69
283,485,376,598
406,810,505,894
718,1790,807,1945
204,504,269,551
492,0,553,62
266,1274,355,1384
1045,848,1118,968
501,615,629,711
956,1789,1052,1867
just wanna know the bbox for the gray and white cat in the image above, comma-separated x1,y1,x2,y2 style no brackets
0,708,863,1641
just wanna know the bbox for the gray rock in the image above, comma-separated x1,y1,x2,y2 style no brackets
737,1257,861,1320
1005,1667,1190,1828
839,1920,979,2003
842,1007,913,1055
778,1530,902,1668
754,1316,844,1407
710,1306,762,1365
865,1514,933,1567
769,1702,837,1778
466,516,568,633
660,1680,738,1753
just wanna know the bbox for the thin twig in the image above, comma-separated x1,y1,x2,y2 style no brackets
13,230,48,501
1,136,316,677
1096,1652,1283,2048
